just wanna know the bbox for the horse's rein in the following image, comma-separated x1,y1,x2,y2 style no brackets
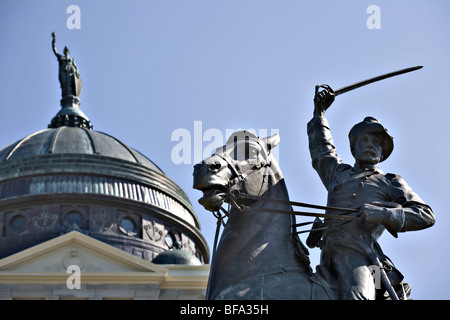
211,151,360,234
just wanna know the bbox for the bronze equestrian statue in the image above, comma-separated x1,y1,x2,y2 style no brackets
193,72,434,299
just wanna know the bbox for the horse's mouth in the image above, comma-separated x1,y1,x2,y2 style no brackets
197,185,228,212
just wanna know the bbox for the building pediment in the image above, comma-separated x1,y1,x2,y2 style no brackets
0,231,168,284
0,231,209,301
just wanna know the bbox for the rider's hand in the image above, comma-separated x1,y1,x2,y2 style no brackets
359,202,405,236
314,85,335,117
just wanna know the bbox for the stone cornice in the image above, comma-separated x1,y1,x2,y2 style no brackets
0,153,200,228
0,232,209,290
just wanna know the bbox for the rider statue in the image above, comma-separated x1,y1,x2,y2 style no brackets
51,32,82,99
307,85,435,299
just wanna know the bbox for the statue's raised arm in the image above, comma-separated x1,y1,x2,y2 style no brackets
51,32,60,58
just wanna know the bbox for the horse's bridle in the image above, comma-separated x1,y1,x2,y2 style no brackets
217,152,270,208
216,149,359,217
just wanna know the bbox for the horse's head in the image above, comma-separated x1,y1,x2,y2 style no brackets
193,131,281,212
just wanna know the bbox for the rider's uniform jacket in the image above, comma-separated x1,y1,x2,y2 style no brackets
307,115,435,269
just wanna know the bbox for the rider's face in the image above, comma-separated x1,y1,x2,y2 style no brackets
353,133,383,165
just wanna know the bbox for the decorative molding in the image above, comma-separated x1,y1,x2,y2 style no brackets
1,174,196,227
0,153,198,227
0,231,168,274
0,232,210,294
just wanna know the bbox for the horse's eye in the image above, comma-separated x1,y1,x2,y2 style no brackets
246,146,258,158
208,162,221,171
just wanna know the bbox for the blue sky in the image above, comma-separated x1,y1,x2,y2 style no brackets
1,0,449,299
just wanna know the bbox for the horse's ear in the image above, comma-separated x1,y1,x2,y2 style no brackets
261,133,280,151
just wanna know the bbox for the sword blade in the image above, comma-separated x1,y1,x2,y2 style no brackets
334,65,423,96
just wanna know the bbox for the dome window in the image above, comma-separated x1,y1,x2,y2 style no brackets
65,211,83,227
119,217,137,236
10,215,27,233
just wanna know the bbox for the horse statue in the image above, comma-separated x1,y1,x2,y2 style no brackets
193,131,336,300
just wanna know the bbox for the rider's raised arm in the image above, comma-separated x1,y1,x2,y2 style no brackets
307,86,345,190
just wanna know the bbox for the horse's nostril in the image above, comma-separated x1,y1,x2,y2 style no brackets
193,162,205,173
209,162,221,171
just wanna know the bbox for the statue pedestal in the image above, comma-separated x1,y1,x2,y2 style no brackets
48,95,92,129
60,95,81,108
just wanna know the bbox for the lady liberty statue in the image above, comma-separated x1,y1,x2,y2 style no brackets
51,32,82,98
49,32,91,129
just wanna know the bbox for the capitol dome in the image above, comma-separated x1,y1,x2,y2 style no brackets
0,94,209,265
0,126,163,174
